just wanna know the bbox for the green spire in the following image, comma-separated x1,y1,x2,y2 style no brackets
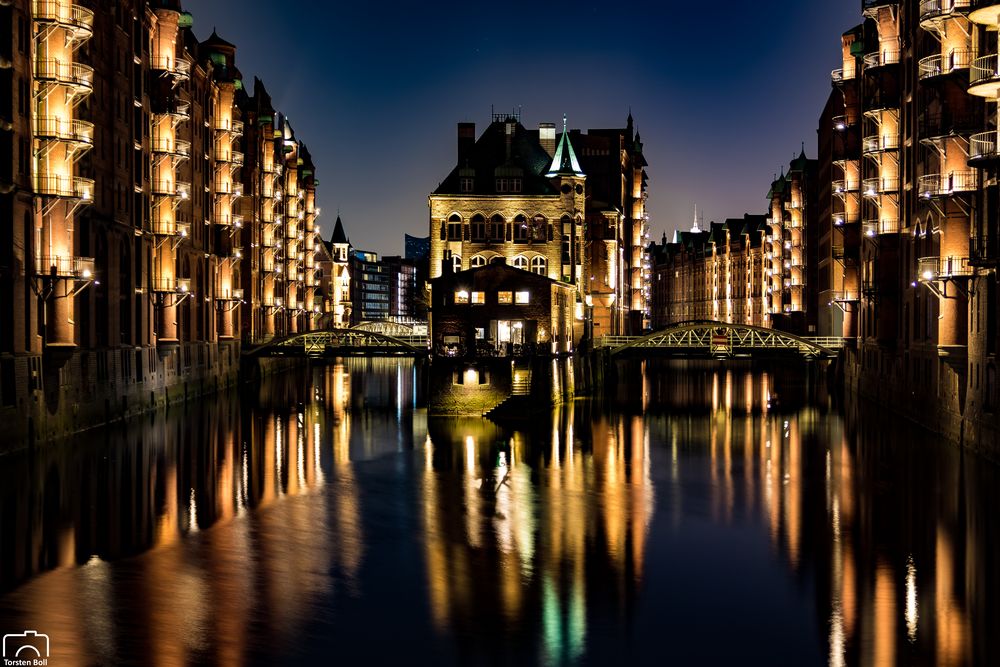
545,114,585,178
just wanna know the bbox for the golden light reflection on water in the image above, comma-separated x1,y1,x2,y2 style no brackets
0,360,995,664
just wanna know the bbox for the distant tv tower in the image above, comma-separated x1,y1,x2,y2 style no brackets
691,204,702,233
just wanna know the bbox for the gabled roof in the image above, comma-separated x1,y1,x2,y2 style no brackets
432,120,557,196
545,116,585,178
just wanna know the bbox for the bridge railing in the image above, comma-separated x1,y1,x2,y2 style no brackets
595,332,849,352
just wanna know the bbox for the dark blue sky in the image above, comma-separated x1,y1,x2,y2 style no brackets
185,0,861,254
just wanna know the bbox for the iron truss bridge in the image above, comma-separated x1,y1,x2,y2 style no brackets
595,321,845,359
245,328,429,358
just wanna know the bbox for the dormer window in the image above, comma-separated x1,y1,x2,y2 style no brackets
511,178,522,193
460,178,474,193
496,178,508,193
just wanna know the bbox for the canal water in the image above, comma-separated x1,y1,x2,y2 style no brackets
0,359,996,666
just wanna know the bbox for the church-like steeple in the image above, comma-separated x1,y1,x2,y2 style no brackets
331,214,348,245
545,115,585,178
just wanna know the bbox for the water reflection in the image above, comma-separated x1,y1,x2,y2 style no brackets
0,359,996,665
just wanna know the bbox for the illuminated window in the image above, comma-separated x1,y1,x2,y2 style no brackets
530,256,547,276
531,215,547,241
512,255,528,271
513,214,528,243
471,291,485,304
452,254,462,272
454,290,469,304
498,291,513,304
470,255,486,268
515,291,530,304
475,327,485,339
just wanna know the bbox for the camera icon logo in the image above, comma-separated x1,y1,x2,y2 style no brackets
2,631,49,660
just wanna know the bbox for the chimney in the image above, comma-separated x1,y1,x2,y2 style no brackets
539,122,556,157
458,122,475,165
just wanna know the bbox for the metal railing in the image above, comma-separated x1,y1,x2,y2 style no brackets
918,50,973,80
970,131,999,161
150,56,191,78
833,179,860,194
917,171,978,197
35,255,94,278
830,291,860,303
832,67,856,83
594,323,846,357
863,134,900,153
32,1,95,33
863,48,901,69
33,116,94,145
35,174,93,199
863,218,900,236
151,135,191,157
918,256,973,280
34,58,93,90
970,54,1000,90
919,0,972,22
833,212,861,226
863,177,900,196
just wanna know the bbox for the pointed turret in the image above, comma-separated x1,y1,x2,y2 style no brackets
691,205,702,233
545,115,585,178
331,214,348,245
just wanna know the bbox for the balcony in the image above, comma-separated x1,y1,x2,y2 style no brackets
35,174,93,200
862,177,899,197
35,255,94,279
918,111,979,139
864,0,898,14
921,0,973,23
970,235,998,266
214,179,243,197
151,276,192,293
217,150,244,166
214,119,244,135
918,50,973,80
832,66,857,84
214,213,244,227
969,1,1000,25
832,115,857,131
918,255,973,281
151,218,190,237
32,1,94,41
970,54,1000,97
151,135,191,158
833,212,861,226
152,180,190,199
33,116,94,146
969,131,1000,164
35,58,94,92
863,133,900,154
150,56,191,80
830,290,860,302
833,179,860,196
863,218,900,237
917,171,978,198
863,48,901,70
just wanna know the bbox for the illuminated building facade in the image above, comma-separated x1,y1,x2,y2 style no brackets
428,111,649,337
830,0,997,444
0,1,329,442
430,260,578,357
650,214,771,328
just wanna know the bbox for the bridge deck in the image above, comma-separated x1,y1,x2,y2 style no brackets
595,323,845,358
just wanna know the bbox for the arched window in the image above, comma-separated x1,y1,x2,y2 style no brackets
452,254,462,273
470,255,486,268
512,255,528,271
471,214,486,242
513,214,528,243
489,214,505,242
560,215,573,264
531,215,547,242
447,214,462,241
530,256,547,276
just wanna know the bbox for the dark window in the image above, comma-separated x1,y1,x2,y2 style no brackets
447,214,462,241
460,178,473,192
471,214,486,242
489,214,504,242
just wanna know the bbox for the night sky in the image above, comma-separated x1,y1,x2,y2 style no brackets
184,0,861,255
